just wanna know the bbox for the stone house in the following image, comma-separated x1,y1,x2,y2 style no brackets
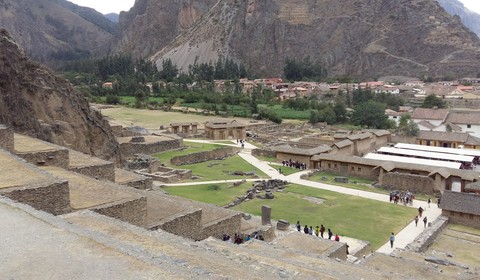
444,111,480,137
273,144,331,168
170,122,198,136
347,132,373,156
330,139,354,155
417,131,480,149
440,191,480,229
411,108,449,127
204,119,246,140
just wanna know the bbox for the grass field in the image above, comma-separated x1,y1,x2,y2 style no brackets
233,184,417,249
307,172,430,201
258,104,310,120
153,142,268,181
163,182,252,206
270,164,302,176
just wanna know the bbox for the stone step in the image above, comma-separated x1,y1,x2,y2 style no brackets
68,149,115,181
60,210,282,279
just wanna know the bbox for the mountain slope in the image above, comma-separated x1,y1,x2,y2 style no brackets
57,0,118,34
147,0,480,79
438,0,480,38
0,0,114,64
0,29,121,163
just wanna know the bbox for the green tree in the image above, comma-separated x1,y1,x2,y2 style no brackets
404,120,419,136
259,107,282,124
421,94,446,108
351,101,390,129
160,59,178,82
398,114,411,128
333,102,348,123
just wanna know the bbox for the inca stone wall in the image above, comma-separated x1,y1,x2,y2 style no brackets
0,125,14,151
122,178,153,190
326,242,348,261
442,210,480,229
201,213,243,240
2,181,71,215
70,163,115,181
251,148,276,159
406,216,449,252
120,139,182,157
16,149,70,168
171,147,240,166
154,209,203,240
93,197,147,228
381,173,436,194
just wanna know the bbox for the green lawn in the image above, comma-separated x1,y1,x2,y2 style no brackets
163,182,252,206
233,184,417,250
270,164,302,176
258,104,310,120
307,171,430,201
153,142,268,181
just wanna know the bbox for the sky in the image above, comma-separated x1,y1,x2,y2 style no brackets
69,0,480,15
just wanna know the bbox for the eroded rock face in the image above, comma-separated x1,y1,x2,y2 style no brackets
0,29,122,164
150,0,480,79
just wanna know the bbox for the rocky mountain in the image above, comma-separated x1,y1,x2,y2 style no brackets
115,0,218,58
0,0,114,64
105,13,119,23
0,29,122,163
126,0,480,79
437,0,480,38
57,0,118,34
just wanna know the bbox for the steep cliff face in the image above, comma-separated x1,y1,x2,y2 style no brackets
0,29,121,163
438,0,480,38
0,0,114,64
115,0,218,58
150,0,480,79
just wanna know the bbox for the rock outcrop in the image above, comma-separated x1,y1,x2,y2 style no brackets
0,29,122,163
142,0,480,79
0,0,114,64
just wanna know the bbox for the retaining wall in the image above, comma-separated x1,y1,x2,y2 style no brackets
120,139,182,156
2,181,71,215
201,213,243,240
171,146,240,166
16,149,70,168
405,216,449,252
70,163,115,181
93,197,147,228
251,148,276,159
327,242,348,261
381,173,436,194
152,209,203,240
442,210,480,229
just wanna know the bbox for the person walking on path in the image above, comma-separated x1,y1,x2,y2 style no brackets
390,233,395,248
428,197,431,208
320,224,325,238
304,225,309,234
315,226,320,237
309,226,313,235
296,221,301,232
423,216,428,228
328,228,333,240
414,215,419,227
418,206,424,217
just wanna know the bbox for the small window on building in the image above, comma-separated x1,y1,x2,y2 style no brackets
328,163,331,168
467,124,471,128
358,167,361,172
334,164,337,168
351,166,354,171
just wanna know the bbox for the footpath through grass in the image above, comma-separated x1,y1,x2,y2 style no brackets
163,182,252,206
307,171,430,201
233,184,418,250
153,142,268,181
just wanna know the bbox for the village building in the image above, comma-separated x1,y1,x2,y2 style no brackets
170,122,198,136
439,191,480,229
444,111,480,137
411,108,449,127
272,144,331,168
204,119,246,140
417,131,480,149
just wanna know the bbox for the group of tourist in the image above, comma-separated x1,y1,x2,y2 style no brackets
295,221,340,242
389,190,415,206
236,139,246,148
281,160,307,170
222,232,264,244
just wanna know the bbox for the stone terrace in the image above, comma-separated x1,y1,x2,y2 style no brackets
68,149,115,181
117,134,182,156
13,134,70,168
40,166,146,227
0,150,70,215
114,168,153,190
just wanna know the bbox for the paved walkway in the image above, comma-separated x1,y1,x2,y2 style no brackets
180,139,442,254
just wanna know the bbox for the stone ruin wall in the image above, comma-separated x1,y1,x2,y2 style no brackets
443,210,480,229
326,242,348,261
381,173,436,194
251,148,276,159
171,146,240,166
16,149,70,169
120,138,182,157
2,181,71,215
123,178,153,190
93,197,148,228
350,240,372,259
406,216,449,252
201,213,243,240
69,162,115,181
153,209,203,240
0,125,14,151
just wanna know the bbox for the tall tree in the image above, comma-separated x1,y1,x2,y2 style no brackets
351,101,390,129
